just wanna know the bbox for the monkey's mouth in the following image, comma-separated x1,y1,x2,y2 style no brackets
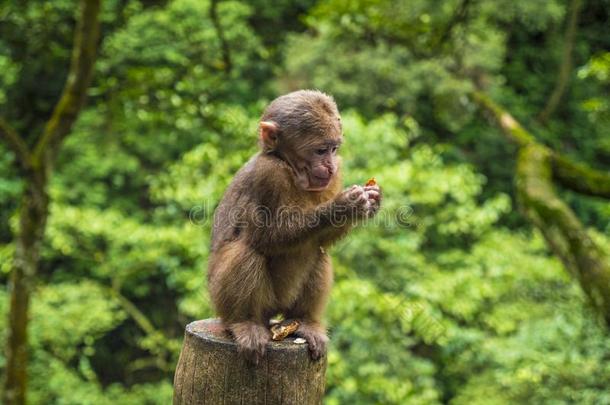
308,175,332,191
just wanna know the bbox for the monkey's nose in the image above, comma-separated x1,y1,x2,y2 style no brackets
312,166,331,180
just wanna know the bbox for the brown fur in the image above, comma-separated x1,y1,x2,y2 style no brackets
208,90,380,363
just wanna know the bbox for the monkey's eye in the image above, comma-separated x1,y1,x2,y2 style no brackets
331,146,338,153
315,148,328,155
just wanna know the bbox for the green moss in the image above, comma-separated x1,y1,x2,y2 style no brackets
472,91,535,146
552,154,610,198
516,145,610,324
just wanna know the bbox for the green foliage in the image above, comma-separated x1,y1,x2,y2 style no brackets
332,113,608,404
282,0,610,228
578,51,610,127
327,279,441,404
0,145,22,243
1,0,610,403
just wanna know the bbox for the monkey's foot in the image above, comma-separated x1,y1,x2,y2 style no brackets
228,321,271,365
295,322,328,360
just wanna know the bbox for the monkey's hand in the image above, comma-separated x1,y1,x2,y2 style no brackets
334,185,377,220
364,184,382,217
295,322,328,361
334,185,369,219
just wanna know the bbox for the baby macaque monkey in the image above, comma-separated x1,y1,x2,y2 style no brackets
208,90,381,364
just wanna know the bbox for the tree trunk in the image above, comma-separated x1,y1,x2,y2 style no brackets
1,2,100,402
473,91,610,325
173,319,327,405
516,145,610,324
4,174,48,405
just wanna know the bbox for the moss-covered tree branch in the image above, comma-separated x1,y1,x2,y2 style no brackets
32,0,101,169
473,91,610,324
473,91,610,198
516,145,610,324
551,154,610,198
471,92,535,146
3,2,102,404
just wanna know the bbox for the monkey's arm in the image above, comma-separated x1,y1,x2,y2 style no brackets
246,200,343,255
318,223,354,247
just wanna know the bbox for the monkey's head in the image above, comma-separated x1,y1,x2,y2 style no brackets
259,90,342,192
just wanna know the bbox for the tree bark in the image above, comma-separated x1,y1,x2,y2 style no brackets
551,154,610,198
474,92,610,198
173,319,327,405
33,0,101,169
1,1,101,403
4,172,48,405
516,145,610,324
473,91,610,325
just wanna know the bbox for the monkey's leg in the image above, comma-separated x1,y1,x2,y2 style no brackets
208,241,275,364
285,252,333,360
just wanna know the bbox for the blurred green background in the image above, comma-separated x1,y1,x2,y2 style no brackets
1,0,610,403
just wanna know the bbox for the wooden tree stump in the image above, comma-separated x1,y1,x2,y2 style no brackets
173,319,327,405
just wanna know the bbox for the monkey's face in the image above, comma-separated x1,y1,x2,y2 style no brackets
290,135,342,192
258,90,344,191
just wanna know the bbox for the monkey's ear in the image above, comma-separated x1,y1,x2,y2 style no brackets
259,121,279,149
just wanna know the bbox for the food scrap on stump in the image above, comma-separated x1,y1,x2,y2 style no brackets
270,319,300,341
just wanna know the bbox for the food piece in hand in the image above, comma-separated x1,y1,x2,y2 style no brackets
363,177,381,215
270,319,300,341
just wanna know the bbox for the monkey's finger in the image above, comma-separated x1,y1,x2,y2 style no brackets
307,339,318,357
348,189,367,202
310,347,322,360
366,190,380,201
308,338,326,360
356,191,368,201
356,196,369,208
313,339,326,360
364,185,380,192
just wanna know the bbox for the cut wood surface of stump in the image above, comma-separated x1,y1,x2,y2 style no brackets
173,319,327,405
